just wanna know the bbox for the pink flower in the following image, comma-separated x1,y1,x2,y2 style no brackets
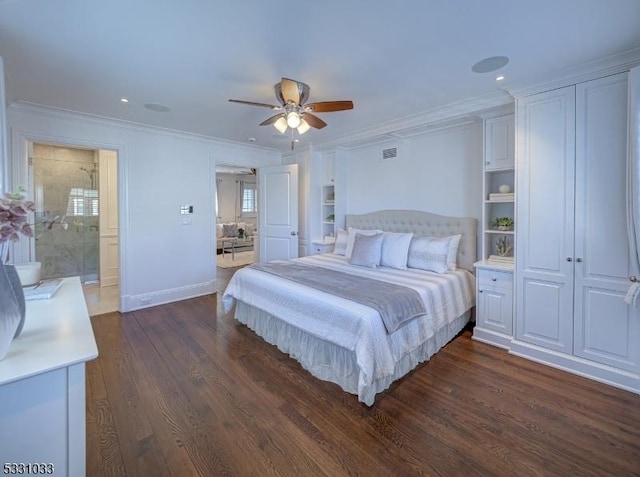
0,187,36,244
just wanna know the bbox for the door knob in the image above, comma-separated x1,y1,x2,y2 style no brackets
290,231,298,236
576,258,583,263
566,257,573,262
631,276,638,283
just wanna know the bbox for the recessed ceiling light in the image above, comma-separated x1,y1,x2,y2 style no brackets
471,56,509,74
144,103,171,113
496,75,505,81
120,98,129,103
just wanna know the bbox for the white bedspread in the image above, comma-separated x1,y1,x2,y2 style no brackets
222,254,475,403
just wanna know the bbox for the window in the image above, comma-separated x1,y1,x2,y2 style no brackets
66,188,99,216
241,181,257,215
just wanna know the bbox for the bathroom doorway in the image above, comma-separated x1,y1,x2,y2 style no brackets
28,142,120,314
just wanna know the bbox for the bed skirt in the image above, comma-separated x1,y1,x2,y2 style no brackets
234,301,471,405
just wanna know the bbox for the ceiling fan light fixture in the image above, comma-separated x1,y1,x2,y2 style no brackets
273,116,288,133
286,111,301,128
297,119,310,135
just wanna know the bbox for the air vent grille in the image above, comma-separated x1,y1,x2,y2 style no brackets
382,147,398,160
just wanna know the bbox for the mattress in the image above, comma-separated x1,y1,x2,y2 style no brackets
222,253,476,405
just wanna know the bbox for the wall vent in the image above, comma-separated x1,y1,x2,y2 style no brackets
381,146,398,160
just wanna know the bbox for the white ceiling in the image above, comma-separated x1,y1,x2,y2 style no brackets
1,0,639,152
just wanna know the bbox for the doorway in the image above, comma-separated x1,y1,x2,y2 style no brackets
28,142,120,315
215,165,257,269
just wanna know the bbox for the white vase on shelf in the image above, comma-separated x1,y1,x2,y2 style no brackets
0,263,22,360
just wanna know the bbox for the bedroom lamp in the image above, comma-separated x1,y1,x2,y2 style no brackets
273,117,288,133
286,111,301,128
272,114,310,135
296,119,310,134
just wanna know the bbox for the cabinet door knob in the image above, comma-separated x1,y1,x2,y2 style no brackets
576,257,583,263
566,257,573,262
478,290,483,293
491,277,497,281
630,276,638,283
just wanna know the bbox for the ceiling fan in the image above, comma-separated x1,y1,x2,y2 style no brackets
229,77,354,149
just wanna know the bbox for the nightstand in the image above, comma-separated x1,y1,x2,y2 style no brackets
472,261,514,349
311,239,335,255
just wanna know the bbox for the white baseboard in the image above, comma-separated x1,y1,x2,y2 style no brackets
121,280,216,312
509,339,640,395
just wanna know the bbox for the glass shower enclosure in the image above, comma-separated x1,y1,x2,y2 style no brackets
31,143,100,283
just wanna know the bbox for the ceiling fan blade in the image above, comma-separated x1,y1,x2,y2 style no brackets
259,114,285,126
280,77,301,105
228,99,282,110
305,100,354,113
303,113,327,129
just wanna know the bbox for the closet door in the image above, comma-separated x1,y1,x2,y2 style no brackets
515,86,575,353
574,73,640,372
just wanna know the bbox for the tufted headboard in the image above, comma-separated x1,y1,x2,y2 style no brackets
346,210,477,272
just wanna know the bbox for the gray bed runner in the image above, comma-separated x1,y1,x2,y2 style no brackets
249,261,426,333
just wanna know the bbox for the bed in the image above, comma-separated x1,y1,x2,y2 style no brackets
222,210,477,405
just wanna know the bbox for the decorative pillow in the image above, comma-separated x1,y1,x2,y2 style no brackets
380,232,413,269
222,223,238,238
444,234,462,271
333,228,349,256
345,227,382,258
349,232,384,268
407,236,450,273
216,224,224,239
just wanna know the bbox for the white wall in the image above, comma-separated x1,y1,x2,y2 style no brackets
7,104,279,311
343,123,483,222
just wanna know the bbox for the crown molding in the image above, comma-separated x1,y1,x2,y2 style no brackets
507,47,640,98
7,101,280,153
315,89,513,151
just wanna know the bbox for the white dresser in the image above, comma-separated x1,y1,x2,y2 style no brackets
0,277,98,477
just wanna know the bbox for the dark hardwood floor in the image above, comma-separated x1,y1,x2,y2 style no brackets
86,265,640,476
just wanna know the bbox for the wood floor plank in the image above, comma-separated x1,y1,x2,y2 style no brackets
85,266,640,476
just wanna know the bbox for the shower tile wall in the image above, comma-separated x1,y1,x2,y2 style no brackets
33,144,99,282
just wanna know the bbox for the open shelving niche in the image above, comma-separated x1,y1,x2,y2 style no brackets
483,168,515,268
321,184,336,240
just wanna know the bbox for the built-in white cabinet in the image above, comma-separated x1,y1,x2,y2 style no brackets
484,114,515,171
480,114,515,264
474,265,514,349
311,150,347,255
473,113,515,348
512,72,640,393
321,184,336,238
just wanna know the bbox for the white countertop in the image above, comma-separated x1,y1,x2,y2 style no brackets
0,277,99,386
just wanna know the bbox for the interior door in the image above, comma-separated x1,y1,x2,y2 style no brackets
258,164,298,262
98,149,119,287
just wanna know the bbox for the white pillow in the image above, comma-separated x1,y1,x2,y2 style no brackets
349,232,384,268
407,236,450,273
333,228,349,255
438,234,461,271
380,232,413,269
216,224,224,239
345,227,382,258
